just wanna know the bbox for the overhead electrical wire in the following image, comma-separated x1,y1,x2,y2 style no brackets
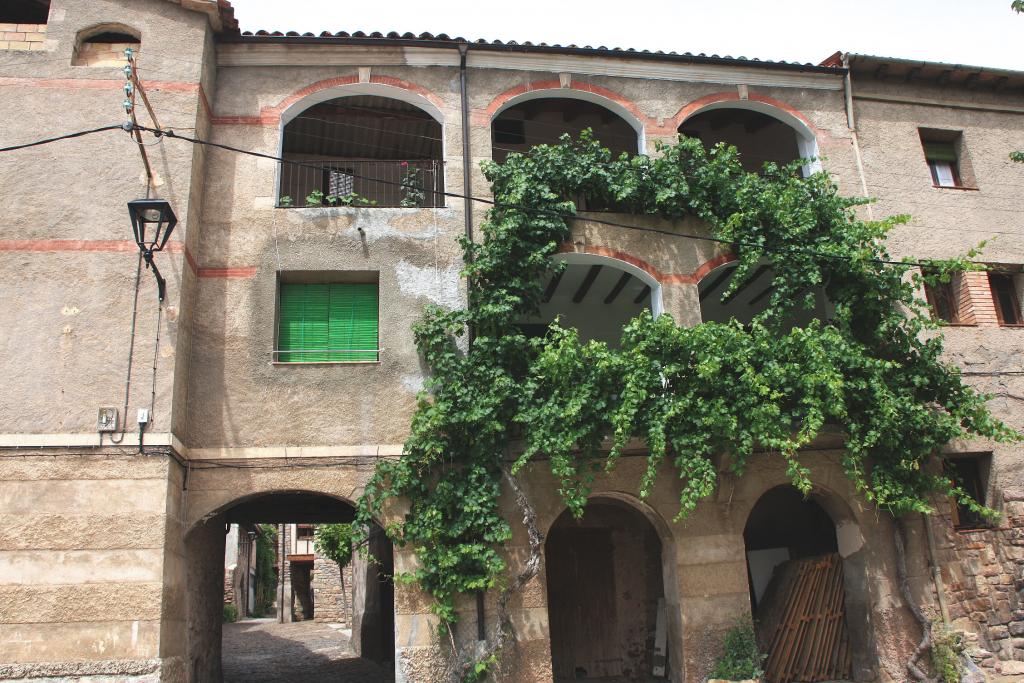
0,123,125,153
0,121,1007,269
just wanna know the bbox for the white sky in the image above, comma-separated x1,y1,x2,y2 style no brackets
229,0,1024,71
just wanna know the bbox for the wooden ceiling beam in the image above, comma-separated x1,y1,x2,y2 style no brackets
573,265,602,303
542,270,564,303
604,272,633,304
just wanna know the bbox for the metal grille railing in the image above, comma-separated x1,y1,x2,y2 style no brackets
277,159,444,208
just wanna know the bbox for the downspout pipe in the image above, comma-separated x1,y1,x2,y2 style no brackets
460,42,484,633
459,42,475,347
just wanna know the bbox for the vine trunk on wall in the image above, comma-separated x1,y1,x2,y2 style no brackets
356,132,1019,681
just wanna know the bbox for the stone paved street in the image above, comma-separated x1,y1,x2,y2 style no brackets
223,619,394,683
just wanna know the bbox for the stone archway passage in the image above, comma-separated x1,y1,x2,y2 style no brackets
184,491,395,682
744,487,853,683
545,499,668,681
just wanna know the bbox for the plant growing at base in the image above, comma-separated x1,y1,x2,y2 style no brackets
710,619,766,681
930,622,965,683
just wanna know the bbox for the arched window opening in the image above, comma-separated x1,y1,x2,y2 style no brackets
679,108,807,175
2,0,49,24
546,499,669,681
278,95,444,208
698,261,831,327
492,97,638,164
519,254,659,347
71,24,140,67
185,491,395,681
744,486,852,683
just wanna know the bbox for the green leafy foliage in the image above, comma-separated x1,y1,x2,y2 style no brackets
710,619,766,680
355,131,1018,660
314,523,356,568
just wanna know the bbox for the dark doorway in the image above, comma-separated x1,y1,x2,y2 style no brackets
744,486,852,683
546,499,667,681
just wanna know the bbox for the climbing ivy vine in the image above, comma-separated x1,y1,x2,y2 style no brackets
355,132,1018,678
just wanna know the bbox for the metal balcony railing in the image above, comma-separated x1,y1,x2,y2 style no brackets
277,159,444,208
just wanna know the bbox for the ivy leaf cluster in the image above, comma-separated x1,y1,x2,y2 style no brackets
356,131,1019,645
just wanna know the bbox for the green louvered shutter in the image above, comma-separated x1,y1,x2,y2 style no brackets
278,283,378,362
328,283,378,361
923,142,957,162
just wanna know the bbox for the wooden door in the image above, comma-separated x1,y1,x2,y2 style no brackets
546,527,620,679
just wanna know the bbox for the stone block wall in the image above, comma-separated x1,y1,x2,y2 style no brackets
72,40,139,66
941,499,1024,678
312,556,353,625
0,23,46,51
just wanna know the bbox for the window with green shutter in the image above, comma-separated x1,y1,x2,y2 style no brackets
277,283,379,362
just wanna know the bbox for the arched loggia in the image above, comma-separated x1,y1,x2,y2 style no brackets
277,86,445,208
492,93,642,164
519,252,662,347
678,100,822,177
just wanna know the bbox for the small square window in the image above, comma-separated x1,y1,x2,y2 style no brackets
945,455,990,530
277,281,379,362
919,129,972,188
989,272,1023,326
922,271,961,323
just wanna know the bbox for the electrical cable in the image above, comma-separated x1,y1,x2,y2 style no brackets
0,123,123,153
136,123,984,270
106,252,144,445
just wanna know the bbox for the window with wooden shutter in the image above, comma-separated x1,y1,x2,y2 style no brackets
990,273,1023,326
277,282,378,362
922,269,962,324
918,129,972,188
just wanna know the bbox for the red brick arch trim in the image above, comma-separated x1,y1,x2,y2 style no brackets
475,79,655,134
559,244,734,285
671,91,823,139
211,75,448,126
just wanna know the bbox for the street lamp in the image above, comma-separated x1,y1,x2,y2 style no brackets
127,198,177,302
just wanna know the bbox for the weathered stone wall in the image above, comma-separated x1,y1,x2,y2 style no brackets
311,556,352,625
939,500,1024,677
0,451,177,679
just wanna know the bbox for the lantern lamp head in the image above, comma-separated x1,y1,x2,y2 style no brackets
127,198,177,302
127,198,177,253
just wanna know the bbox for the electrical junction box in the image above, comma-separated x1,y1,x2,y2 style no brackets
97,407,119,433
137,408,150,426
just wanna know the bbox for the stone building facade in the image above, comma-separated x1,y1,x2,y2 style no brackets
0,1,1022,682
222,523,257,619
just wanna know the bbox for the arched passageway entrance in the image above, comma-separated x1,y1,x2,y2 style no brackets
184,491,394,683
743,486,852,683
545,498,670,681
